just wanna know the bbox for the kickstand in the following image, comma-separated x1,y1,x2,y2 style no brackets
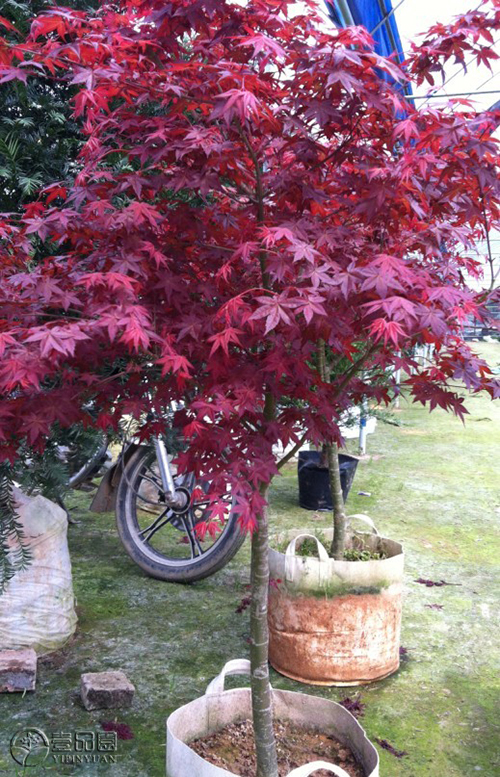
56,495,80,525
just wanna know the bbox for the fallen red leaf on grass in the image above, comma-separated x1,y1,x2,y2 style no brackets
375,738,408,758
100,721,134,740
415,578,460,587
235,595,252,614
339,695,365,719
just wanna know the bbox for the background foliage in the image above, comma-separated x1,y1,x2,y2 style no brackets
0,0,98,211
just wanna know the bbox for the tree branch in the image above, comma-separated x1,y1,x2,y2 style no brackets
235,120,270,289
276,429,309,471
330,343,378,399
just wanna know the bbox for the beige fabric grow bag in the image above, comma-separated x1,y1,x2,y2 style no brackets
0,488,77,654
166,659,379,777
268,516,404,686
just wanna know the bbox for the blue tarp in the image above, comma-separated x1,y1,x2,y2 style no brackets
325,0,406,64
324,0,412,98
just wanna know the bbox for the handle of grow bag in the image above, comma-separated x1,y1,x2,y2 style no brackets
205,659,273,695
285,533,329,584
287,762,350,777
347,514,379,535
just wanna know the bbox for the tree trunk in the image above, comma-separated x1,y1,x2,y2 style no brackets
326,443,348,559
318,339,348,560
250,486,279,777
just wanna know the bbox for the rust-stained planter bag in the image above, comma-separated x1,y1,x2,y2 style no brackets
166,659,379,777
269,516,404,686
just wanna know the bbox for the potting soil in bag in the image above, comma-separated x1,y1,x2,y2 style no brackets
0,487,77,654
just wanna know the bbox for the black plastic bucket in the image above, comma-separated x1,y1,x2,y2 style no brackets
297,451,359,511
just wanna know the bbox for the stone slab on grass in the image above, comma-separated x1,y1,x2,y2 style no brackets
81,671,135,710
0,648,37,692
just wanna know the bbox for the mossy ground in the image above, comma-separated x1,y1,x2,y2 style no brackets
1,343,499,777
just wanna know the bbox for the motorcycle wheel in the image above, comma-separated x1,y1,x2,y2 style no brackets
115,446,246,582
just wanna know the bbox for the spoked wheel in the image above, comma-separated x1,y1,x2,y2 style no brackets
67,433,109,489
115,446,245,582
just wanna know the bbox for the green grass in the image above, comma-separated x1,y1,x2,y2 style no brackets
0,342,499,776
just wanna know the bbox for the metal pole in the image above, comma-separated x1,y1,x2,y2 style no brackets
335,0,355,25
394,366,401,408
359,399,368,455
153,437,187,510
371,0,407,36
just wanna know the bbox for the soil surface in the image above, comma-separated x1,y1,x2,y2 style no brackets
189,719,365,776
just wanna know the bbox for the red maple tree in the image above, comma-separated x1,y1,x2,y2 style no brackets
0,2,499,773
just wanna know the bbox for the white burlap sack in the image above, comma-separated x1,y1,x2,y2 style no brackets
0,487,77,654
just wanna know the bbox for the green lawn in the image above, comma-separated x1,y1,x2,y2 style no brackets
1,343,499,777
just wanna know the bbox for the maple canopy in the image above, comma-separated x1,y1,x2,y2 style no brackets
0,0,499,532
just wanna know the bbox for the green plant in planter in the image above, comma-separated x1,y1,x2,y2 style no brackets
343,548,386,562
298,539,386,563
284,534,386,562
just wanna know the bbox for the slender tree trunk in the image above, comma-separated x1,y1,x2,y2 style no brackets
318,339,348,559
240,124,277,775
326,444,348,559
250,485,278,777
